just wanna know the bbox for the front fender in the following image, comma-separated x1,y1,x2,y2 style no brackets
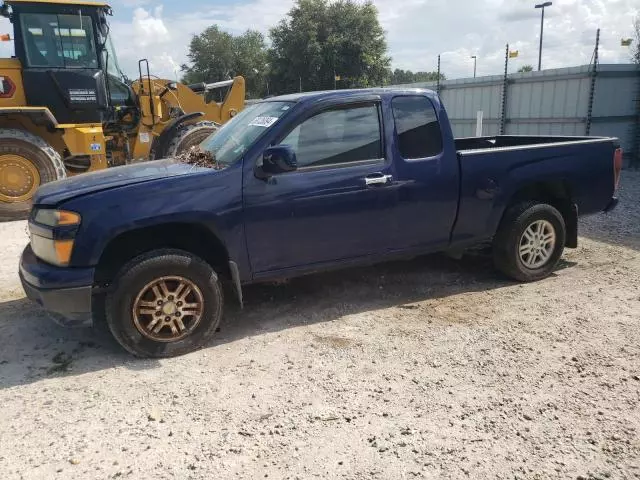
61,164,247,273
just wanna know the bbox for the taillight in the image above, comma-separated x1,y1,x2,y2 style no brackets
613,148,623,190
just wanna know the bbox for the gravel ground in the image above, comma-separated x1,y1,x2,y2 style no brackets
0,171,639,480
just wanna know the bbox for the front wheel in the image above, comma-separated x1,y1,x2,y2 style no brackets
0,129,66,220
164,121,218,158
493,202,566,282
105,249,223,358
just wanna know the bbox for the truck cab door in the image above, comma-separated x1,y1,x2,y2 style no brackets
387,95,460,251
243,99,398,277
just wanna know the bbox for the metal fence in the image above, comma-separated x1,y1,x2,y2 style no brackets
391,64,640,166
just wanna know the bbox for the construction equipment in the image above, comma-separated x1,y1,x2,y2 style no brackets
0,0,245,219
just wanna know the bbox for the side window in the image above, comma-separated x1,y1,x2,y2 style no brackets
280,104,382,168
392,96,443,159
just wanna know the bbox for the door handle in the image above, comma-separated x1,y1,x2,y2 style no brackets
365,173,393,186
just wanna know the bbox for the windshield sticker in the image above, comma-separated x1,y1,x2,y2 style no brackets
281,105,290,111
249,116,279,128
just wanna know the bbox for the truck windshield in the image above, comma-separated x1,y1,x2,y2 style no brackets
200,101,294,166
21,13,98,68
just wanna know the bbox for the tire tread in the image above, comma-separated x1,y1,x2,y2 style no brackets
105,249,223,358
493,202,566,282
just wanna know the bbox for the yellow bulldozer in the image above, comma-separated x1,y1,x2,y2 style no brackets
0,0,245,219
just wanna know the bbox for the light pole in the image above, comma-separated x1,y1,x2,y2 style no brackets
471,55,477,78
535,1,552,71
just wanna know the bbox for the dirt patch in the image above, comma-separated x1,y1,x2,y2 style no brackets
311,333,354,349
0,171,638,479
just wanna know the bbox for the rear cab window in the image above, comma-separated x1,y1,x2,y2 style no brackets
392,96,443,159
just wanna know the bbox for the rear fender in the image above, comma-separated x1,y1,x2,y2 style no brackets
492,179,578,248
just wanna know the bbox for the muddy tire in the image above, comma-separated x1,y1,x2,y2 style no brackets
0,129,66,220
164,121,218,157
493,202,566,282
105,249,223,358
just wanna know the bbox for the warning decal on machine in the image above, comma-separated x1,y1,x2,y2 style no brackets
0,76,16,98
248,116,279,128
69,89,97,103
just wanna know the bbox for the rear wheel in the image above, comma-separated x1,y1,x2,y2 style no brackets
105,249,223,358
0,129,66,220
165,121,218,158
493,202,566,282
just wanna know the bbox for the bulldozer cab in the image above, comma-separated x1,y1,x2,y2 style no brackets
2,0,131,123
0,0,245,220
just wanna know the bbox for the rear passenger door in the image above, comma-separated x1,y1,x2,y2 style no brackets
389,95,460,250
243,100,398,275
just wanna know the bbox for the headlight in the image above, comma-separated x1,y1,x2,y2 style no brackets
33,209,81,227
31,235,75,266
30,209,80,266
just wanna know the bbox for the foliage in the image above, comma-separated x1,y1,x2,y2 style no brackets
268,0,391,94
181,26,268,99
388,69,444,85
518,65,534,73
633,17,640,64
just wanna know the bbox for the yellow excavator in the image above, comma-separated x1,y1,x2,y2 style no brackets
0,0,245,219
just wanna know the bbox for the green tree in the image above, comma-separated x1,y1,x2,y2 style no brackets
518,65,534,73
389,69,414,84
633,17,640,64
181,26,268,98
390,68,445,85
413,71,445,82
268,0,390,94
388,69,443,85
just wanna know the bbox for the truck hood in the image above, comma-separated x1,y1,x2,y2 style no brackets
34,160,208,206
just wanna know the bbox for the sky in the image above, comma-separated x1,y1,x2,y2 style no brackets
0,0,637,82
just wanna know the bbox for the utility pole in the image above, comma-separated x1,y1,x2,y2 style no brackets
471,55,477,78
500,44,509,135
299,76,302,93
586,28,600,135
436,54,441,94
535,2,552,71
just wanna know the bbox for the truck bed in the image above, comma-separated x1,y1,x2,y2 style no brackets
450,134,619,248
455,135,611,152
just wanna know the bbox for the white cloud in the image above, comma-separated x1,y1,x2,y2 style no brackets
110,5,181,79
131,6,169,47
0,17,14,58
109,0,638,82
117,0,152,7
376,0,638,78
110,0,292,80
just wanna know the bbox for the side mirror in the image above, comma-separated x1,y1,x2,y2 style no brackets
256,145,297,179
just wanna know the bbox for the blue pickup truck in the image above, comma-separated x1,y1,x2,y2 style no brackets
20,88,622,357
